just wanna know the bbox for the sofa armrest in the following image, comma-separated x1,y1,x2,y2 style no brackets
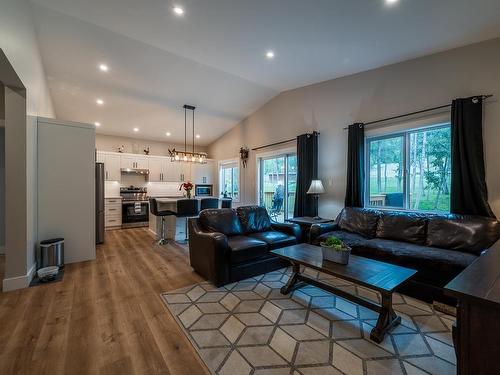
271,222,302,242
310,223,339,244
481,237,500,256
188,218,230,287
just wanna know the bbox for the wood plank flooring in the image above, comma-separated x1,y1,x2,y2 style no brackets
0,229,209,375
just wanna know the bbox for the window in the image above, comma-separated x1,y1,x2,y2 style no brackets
219,161,239,201
366,123,451,212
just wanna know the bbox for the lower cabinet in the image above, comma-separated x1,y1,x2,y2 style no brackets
105,198,122,229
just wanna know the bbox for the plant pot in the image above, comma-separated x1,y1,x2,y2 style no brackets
321,245,351,265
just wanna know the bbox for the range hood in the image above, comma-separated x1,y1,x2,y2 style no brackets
121,168,149,175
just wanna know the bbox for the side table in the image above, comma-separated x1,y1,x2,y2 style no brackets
285,216,334,243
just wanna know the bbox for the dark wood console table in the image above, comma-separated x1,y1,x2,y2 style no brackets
445,245,500,375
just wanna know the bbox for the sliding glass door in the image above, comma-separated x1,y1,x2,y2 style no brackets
259,153,297,222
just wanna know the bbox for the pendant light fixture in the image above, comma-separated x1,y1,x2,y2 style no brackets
168,104,207,164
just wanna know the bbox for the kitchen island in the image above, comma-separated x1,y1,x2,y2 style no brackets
149,196,227,241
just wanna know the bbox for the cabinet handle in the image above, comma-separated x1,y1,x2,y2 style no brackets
109,208,117,211
106,171,108,180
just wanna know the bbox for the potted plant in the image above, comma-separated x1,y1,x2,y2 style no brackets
320,236,351,265
179,181,194,198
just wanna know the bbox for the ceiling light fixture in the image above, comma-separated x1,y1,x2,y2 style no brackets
98,63,109,72
96,98,104,105
196,134,200,139
166,132,171,136
94,122,101,127
173,6,184,15
266,50,275,59
385,0,399,5
133,127,139,132
168,105,207,164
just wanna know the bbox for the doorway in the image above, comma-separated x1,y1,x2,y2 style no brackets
258,152,297,222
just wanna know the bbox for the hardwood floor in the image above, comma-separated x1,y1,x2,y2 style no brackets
0,229,209,375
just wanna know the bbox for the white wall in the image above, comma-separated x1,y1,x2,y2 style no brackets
1,0,55,290
0,0,54,117
208,37,500,219
0,126,5,254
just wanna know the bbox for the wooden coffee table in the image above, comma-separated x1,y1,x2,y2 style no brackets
271,243,417,343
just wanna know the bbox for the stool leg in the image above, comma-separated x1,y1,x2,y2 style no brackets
158,216,168,245
184,218,189,242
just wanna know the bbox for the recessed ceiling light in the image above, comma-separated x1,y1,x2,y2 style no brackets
94,122,101,127
166,132,171,136
173,6,184,15
133,127,139,132
98,63,109,72
196,134,200,139
96,98,104,105
266,50,275,59
385,0,399,5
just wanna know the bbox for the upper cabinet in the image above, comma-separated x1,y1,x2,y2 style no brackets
96,151,212,184
120,155,148,169
192,160,214,184
96,151,121,181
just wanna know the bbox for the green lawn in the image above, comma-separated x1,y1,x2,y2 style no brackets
369,176,450,212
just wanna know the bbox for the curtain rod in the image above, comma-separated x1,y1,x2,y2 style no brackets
343,94,493,130
251,131,320,151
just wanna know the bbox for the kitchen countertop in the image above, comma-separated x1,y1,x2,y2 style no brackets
105,196,122,199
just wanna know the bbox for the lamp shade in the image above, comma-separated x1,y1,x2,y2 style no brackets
307,180,325,195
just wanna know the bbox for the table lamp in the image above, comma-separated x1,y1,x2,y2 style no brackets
307,179,325,220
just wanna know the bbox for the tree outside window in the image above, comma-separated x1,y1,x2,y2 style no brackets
366,124,451,212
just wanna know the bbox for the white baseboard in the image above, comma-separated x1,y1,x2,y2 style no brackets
0,246,4,255
2,263,36,292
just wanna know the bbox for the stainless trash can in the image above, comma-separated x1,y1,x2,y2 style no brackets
37,238,64,269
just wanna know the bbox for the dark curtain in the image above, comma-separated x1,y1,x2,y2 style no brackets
450,96,495,217
294,132,319,217
345,123,365,207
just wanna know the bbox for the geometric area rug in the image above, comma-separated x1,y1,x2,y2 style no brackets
161,267,456,375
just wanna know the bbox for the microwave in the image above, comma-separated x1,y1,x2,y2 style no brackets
195,184,213,197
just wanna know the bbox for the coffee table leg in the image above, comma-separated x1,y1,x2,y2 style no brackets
370,292,401,343
280,263,300,295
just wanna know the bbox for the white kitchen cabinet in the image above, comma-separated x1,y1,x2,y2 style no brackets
120,154,149,169
192,161,214,184
105,198,122,229
104,154,121,181
96,151,106,163
148,156,163,182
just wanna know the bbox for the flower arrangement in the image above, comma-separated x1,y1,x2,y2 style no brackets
179,181,194,198
320,235,351,264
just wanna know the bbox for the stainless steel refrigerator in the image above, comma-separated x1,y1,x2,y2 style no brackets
96,162,105,244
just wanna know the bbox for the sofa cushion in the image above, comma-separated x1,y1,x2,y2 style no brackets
227,236,269,264
427,214,500,255
199,208,243,236
237,206,272,234
338,207,380,238
316,230,371,248
352,238,477,286
248,231,297,250
376,211,427,245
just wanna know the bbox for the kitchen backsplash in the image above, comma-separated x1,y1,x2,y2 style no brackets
104,179,183,198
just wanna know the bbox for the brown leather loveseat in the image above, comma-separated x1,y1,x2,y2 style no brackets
188,206,301,286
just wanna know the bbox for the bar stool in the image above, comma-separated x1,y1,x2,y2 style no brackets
176,199,200,242
149,198,176,245
221,198,232,209
200,198,219,211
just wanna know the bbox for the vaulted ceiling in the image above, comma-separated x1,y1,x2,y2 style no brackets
31,0,500,145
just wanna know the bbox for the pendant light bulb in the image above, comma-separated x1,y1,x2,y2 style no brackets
183,155,188,161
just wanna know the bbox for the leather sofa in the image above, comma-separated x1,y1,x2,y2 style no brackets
310,207,500,303
188,206,301,286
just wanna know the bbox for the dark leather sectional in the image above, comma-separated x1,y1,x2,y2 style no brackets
188,206,301,286
310,207,500,302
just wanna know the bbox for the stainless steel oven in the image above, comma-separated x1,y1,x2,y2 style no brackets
120,186,149,227
195,184,213,197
